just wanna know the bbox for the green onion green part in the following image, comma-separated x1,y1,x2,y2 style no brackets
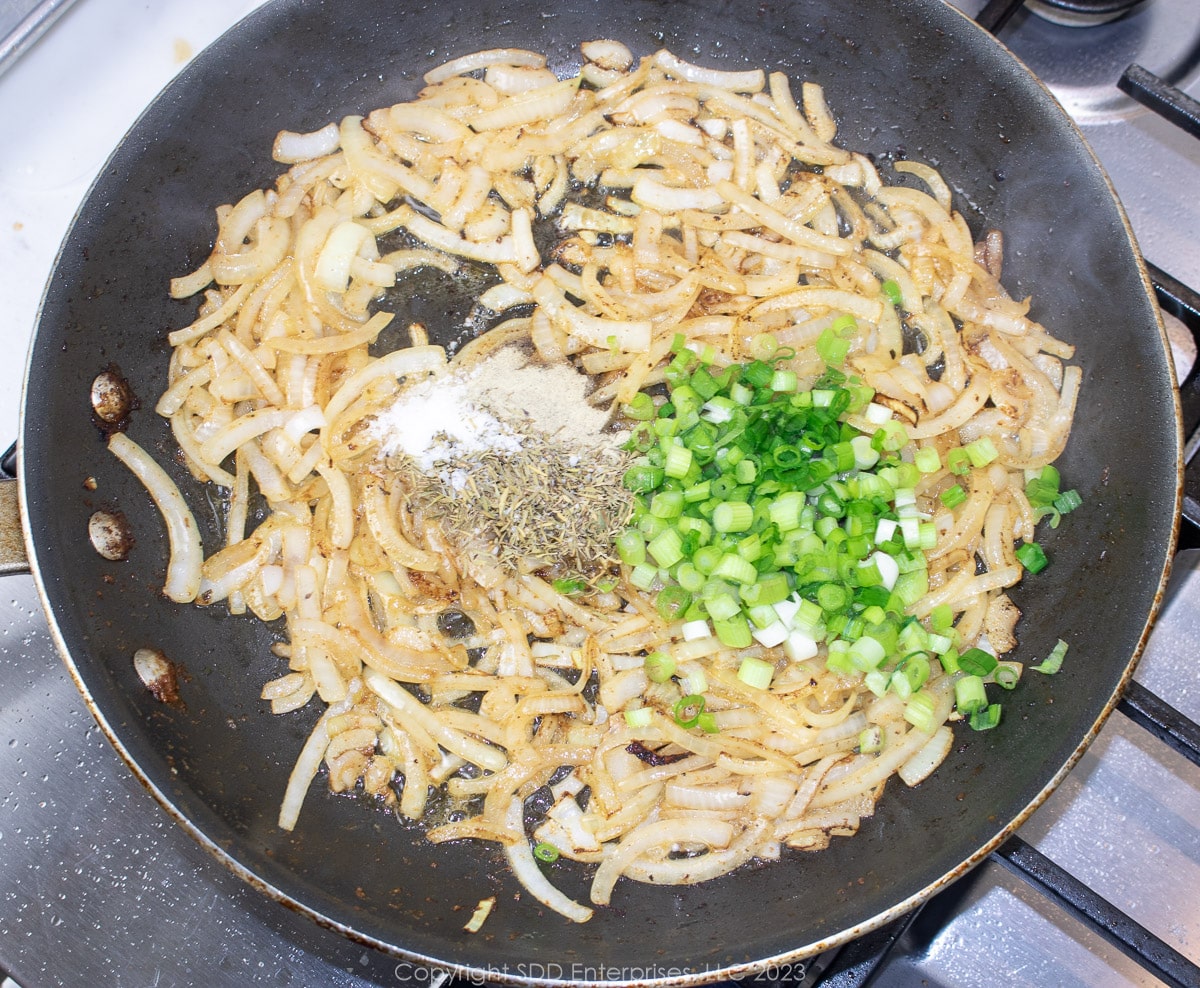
533,841,561,863
1032,638,1068,675
673,694,707,729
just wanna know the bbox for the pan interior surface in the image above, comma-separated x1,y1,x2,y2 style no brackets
20,0,1178,978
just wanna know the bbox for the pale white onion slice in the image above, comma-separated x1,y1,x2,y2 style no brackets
199,408,294,467
898,725,954,787
272,122,340,164
581,39,633,72
469,78,578,133
387,103,473,143
423,47,546,85
278,684,359,830
108,433,203,603
503,798,593,923
403,212,516,265
532,275,651,353
652,48,764,92
631,174,724,212
364,668,507,773
664,783,751,812
590,818,734,905
314,220,371,292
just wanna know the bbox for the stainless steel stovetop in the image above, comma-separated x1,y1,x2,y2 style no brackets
0,1,1197,985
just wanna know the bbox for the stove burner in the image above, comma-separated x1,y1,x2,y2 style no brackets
1000,0,1200,122
1026,0,1146,27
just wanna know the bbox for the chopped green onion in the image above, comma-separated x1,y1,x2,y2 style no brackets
1034,483,1078,526
647,529,684,568
613,353,995,705
1025,465,1062,508
655,586,692,622
713,501,753,533
969,703,1002,731
769,492,803,531
929,603,954,632
663,443,694,479
713,553,757,586
864,668,890,698
713,614,753,648
728,382,754,406
638,513,669,540
881,279,903,308
741,572,791,608
1032,638,1068,675
927,632,953,655
644,651,676,683
737,655,775,690
749,333,779,361
873,420,909,453
533,841,561,863
859,725,886,753
624,463,665,492
848,635,887,671
939,647,960,675
993,662,1021,690
623,392,655,421
629,563,658,591
697,711,720,734
940,484,967,509
893,653,931,697
748,603,779,629
771,369,799,392
955,674,988,715
1015,541,1049,574
1054,489,1082,515
946,448,972,476
673,694,706,729
676,562,705,593
743,361,775,388
624,706,653,728
816,327,851,366
693,544,723,575
914,446,941,474
552,577,588,595
959,647,998,677
965,437,999,467
702,396,737,423
704,589,741,622
903,691,938,733
690,366,722,400
649,489,684,519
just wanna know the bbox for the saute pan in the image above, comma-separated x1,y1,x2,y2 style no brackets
6,0,1181,981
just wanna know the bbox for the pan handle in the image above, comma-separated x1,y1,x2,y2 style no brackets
0,441,30,575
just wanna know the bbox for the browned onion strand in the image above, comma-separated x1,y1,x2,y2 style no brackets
113,41,1078,924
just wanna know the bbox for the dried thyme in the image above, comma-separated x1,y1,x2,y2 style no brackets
407,434,634,578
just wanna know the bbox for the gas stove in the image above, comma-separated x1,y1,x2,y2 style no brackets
0,1,1197,985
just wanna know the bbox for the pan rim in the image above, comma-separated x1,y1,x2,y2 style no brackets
14,0,1184,981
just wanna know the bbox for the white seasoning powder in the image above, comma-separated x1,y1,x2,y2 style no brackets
368,369,524,479
367,344,616,479
367,344,631,573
